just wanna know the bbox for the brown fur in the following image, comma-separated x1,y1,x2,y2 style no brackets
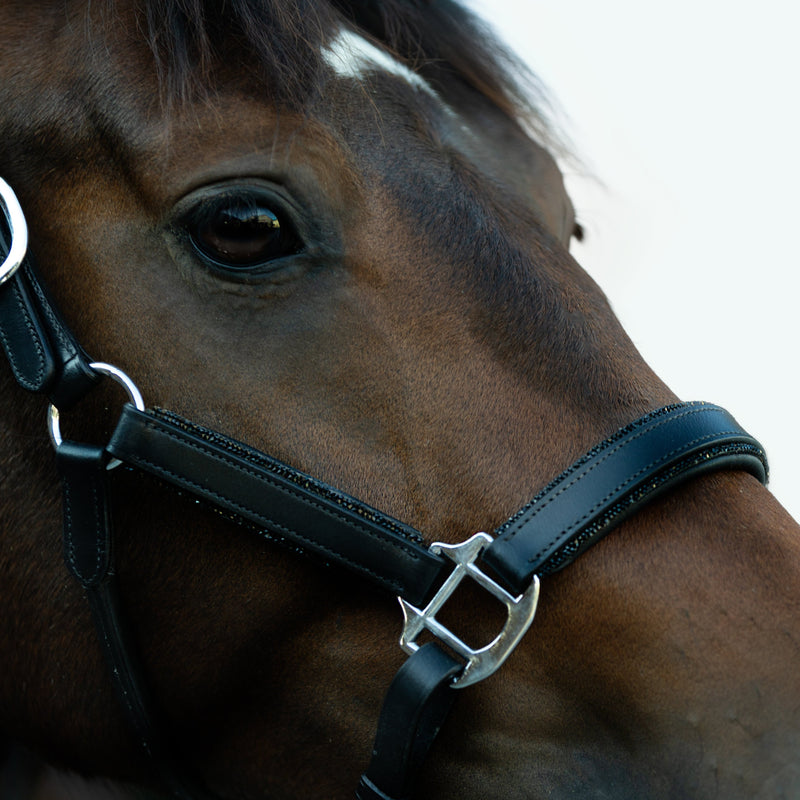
0,2,798,799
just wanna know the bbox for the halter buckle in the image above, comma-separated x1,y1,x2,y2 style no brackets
398,532,539,688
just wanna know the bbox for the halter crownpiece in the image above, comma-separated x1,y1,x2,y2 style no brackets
0,177,770,800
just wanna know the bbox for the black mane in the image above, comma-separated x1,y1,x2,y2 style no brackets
141,0,555,142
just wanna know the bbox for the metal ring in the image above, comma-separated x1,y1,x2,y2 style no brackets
0,177,29,286
48,362,145,469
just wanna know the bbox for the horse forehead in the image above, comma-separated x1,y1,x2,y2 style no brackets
322,28,437,97
319,28,573,243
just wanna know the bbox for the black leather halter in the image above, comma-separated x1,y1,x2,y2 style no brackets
0,179,769,800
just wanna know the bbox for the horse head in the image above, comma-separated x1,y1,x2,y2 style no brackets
1,2,798,799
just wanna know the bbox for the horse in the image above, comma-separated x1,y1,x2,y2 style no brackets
1,1,798,799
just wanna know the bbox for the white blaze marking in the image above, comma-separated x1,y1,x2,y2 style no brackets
322,28,437,96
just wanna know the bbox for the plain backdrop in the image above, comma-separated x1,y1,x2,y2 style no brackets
465,0,800,521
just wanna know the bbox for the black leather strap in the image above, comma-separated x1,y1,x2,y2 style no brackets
0,219,98,410
85,582,217,800
18,261,100,410
357,643,462,800
55,439,216,800
105,403,769,608
482,402,769,595
0,267,56,396
106,405,450,607
56,442,114,588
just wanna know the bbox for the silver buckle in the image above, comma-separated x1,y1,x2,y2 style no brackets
0,178,29,286
398,532,539,688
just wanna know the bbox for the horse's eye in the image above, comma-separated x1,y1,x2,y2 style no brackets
185,193,303,273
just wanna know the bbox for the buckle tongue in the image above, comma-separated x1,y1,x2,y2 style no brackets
398,532,539,688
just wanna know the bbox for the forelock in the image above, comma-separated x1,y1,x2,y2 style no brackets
139,0,559,147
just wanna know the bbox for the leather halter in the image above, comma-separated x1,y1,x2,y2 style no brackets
0,179,769,799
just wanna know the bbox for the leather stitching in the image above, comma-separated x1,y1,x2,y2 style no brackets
538,442,764,573
124,420,416,594
512,411,746,565
139,417,429,560
0,280,47,390
63,480,77,576
63,469,105,586
89,475,105,585
501,407,711,540
25,266,73,352
154,407,427,546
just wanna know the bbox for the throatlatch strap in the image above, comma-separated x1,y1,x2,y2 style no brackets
357,644,462,800
482,402,769,595
106,405,450,607
55,441,216,800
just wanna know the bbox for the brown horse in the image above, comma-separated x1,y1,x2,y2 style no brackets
1,2,798,799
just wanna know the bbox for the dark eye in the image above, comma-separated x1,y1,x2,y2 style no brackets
185,192,303,273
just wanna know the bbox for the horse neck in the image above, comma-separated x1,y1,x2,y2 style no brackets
429,469,800,800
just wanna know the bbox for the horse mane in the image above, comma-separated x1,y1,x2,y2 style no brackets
140,0,557,145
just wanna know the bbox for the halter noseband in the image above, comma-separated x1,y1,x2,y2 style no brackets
0,179,769,800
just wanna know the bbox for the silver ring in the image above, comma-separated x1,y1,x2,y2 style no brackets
0,177,29,286
48,362,145,469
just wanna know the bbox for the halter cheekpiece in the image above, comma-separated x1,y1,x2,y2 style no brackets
0,179,769,800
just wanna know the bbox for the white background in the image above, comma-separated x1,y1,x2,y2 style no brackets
467,0,800,521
